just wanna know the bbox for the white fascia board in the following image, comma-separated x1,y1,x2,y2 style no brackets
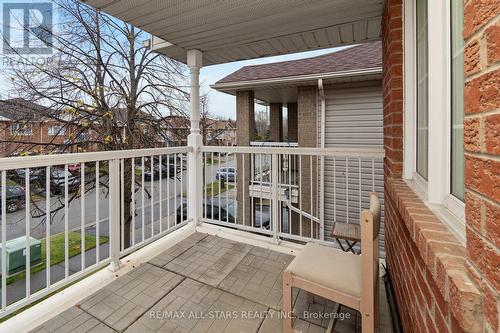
210,67,383,92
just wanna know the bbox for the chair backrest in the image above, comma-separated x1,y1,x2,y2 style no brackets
360,193,381,312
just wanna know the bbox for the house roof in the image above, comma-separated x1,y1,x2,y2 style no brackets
215,42,381,85
0,98,54,122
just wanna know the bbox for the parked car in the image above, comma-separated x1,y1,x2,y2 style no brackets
143,155,182,180
176,198,270,228
0,186,25,213
216,167,237,183
36,169,80,195
68,164,81,174
10,168,43,183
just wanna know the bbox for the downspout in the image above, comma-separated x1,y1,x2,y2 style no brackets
318,79,325,240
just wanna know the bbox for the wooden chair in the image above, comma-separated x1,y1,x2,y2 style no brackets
283,193,381,333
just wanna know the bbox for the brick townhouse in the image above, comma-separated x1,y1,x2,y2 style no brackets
0,98,72,157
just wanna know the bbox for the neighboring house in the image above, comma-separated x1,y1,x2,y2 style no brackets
0,98,72,157
203,118,236,146
212,41,385,252
163,115,190,146
164,115,236,146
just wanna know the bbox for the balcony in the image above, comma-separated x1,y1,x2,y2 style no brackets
0,145,389,332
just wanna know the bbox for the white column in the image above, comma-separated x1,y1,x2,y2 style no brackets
187,50,203,228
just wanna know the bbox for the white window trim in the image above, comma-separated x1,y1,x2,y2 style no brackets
10,123,33,136
403,0,465,243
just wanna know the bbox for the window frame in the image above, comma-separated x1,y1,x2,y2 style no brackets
403,0,465,242
48,125,66,136
10,123,33,136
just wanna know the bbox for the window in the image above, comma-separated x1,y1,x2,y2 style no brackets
416,0,428,180
48,125,66,136
10,123,32,135
450,0,464,200
403,0,465,241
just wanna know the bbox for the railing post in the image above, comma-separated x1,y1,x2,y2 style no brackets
108,159,121,272
271,154,280,244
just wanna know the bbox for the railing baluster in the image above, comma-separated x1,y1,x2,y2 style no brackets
372,158,375,192
81,163,86,270
225,152,228,225
299,156,302,237
204,153,207,220
151,156,154,238
242,153,245,227
1,171,7,310
333,158,336,223
271,154,279,243
25,168,31,298
211,152,214,224
141,157,145,243
95,161,100,263
309,156,313,239
159,155,162,234
166,156,170,229
45,166,51,287
64,165,69,279
120,159,124,251
259,154,263,229
180,154,184,222
131,159,135,246
345,157,349,224
174,155,177,225
359,158,362,216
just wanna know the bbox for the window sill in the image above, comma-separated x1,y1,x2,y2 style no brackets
404,178,466,245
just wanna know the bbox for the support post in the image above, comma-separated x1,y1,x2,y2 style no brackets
108,159,121,272
187,50,203,229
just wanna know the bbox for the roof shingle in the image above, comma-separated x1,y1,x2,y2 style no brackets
215,41,381,84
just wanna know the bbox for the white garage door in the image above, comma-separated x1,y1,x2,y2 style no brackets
321,81,385,257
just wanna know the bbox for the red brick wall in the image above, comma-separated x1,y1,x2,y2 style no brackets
382,0,404,179
463,1,500,332
382,1,499,333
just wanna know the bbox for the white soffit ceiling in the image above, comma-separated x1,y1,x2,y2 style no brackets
83,0,384,66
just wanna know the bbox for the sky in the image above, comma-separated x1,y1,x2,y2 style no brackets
199,46,350,120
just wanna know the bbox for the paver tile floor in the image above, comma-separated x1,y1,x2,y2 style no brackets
31,233,393,333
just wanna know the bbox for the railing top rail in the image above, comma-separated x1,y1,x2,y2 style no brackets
0,146,192,171
250,141,299,147
200,146,385,158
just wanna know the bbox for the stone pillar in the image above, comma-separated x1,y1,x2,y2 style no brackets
297,86,317,237
236,91,254,226
269,103,283,142
287,103,298,142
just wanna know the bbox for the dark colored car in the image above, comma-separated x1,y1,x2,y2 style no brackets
176,198,270,228
10,168,44,183
216,167,237,183
36,169,80,195
143,155,183,180
0,185,25,213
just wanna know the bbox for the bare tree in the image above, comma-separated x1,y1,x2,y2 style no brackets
2,0,189,247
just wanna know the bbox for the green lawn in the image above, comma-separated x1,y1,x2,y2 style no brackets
204,181,235,197
7,231,108,285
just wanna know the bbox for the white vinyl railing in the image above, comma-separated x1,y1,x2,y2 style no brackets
0,144,384,319
0,146,191,317
200,146,385,245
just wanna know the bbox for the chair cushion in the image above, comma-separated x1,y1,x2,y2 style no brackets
285,242,362,298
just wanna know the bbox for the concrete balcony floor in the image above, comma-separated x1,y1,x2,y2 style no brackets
30,232,394,333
